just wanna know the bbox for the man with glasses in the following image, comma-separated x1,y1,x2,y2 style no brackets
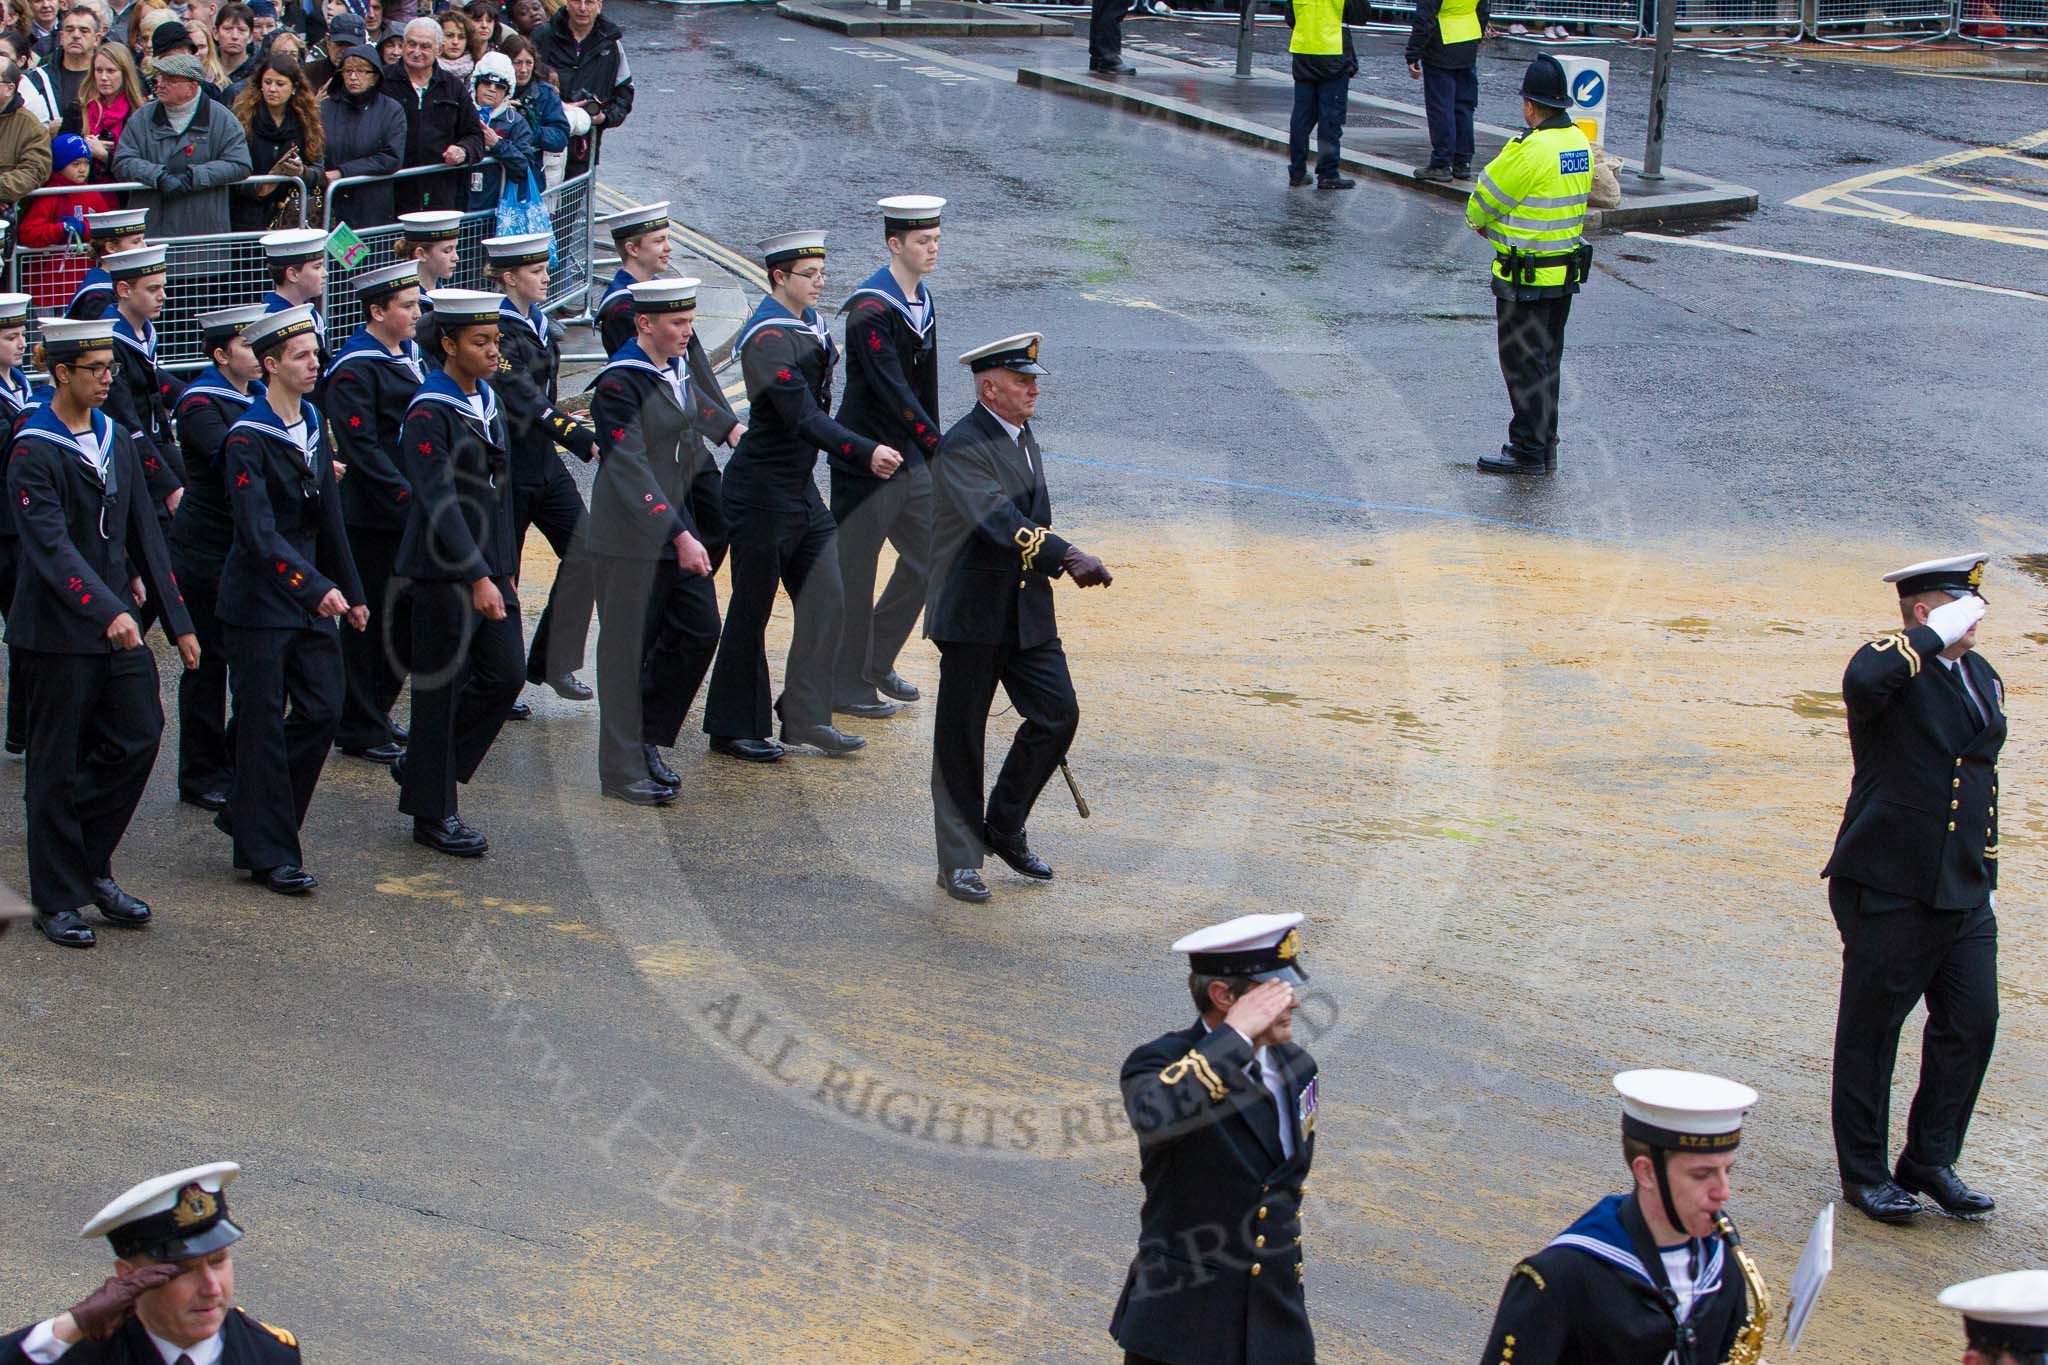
5,316,199,948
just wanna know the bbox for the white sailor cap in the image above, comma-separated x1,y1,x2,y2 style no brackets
758,230,827,267
81,1162,243,1262
1941,1271,2048,1355
103,244,168,280
38,316,117,356
1614,1070,1756,1152
1883,552,1988,600
482,233,551,268
197,301,270,343
428,287,502,327
958,332,1047,376
598,200,670,242
85,207,148,240
244,303,318,353
627,277,700,313
352,260,422,302
0,292,32,326
260,227,330,264
877,194,945,231
1171,911,1308,985
398,210,463,242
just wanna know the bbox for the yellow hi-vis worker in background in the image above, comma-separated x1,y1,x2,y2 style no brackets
1465,53,1592,478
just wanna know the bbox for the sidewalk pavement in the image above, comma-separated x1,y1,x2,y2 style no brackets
777,0,1070,37
1017,63,1758,227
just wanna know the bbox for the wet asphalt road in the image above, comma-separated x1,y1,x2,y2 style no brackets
2,7,2046,1361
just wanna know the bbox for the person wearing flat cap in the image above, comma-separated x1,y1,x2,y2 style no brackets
1111,912,1319,1365
927,331,1110,904
0,1162,301,1361
1480,1070,1759,1365
1824,552,2004,1225
1942,1270,2048,1365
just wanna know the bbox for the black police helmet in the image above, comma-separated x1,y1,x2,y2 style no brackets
1520,54,1571,108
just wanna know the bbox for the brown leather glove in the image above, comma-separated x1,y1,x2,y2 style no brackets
1060,545,1113,588
69,1263,184,1339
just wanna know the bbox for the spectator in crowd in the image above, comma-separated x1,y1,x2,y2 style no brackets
499,32,561,182
0,30,61,124
0,58,52,208
231,52,319,229
535,0,623,179
111,51,250,234
214,0,253,80
303,6,359,88
382,15,477,211
466,48,526,202
435,7,469,81
49,5,97,118
15,132,113,307
319,42,399,223
504,0,543,36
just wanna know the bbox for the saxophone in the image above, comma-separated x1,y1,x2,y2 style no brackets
1715,1211,1772,1365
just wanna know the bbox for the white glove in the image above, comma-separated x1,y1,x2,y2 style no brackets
1927,594,1986,647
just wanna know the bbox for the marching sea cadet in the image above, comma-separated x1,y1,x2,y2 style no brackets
1940,1270,2048,1365
1111,912,1319,1365
167,302,268,811
1464,54,1591,477
1825,552,2003,1224
65,207,147,321
1480,1070,1762,1365
831,194,944,720
0,1162,301,1362
927,332,1109,904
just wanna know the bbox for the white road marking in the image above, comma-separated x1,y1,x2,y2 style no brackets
1623,231,2048,304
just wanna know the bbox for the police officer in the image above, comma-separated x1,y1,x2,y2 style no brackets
928,333,1110,904
167,302,268,811
1825,552,2003,1224
483,232,600,704
392,288,525,858
326,260,428,766
586,278,723,805
1940,1270,2048,1365
1111,913,1319,1365
6,317,199,949
1480,1070,1759,1364
0,290,37,757
64,208,148,322
831,195,944,720
215,305,366,895
1465,54,1591,477
100,245,184,520
0,1162,301,1361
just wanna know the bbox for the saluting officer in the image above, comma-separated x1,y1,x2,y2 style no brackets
398,210,463,371
0,290,38,757
1825,553,2003,1224
1,1162,301,1362
831,194,945,721
64,208,148,322
928,333,1110,904
6,317,199,949
215,304,366,896
167,302,268,812
326,260,428,767
1112,913,1320,1365
392,288,526,859
483,232,601,704
703,230,885,761
586,277,723,806
1465,54,1591,477
1939,1270,2048,1365
1481,1070,1759,1364
100,245,184,521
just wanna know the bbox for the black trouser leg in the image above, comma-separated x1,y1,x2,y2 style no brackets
984,638,1080,838
779,506,844,732
403,579,522,821
172,563,232,798
0,539,24,751
224,622,343,871
1903,898,1999,1168
932,641,1005,870
704,533,782,741
20,646,161,912
1089,0,1126,63
336,525,410,749
639,557,721,749
517,462,596,684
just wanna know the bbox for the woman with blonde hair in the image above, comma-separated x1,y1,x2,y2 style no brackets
59,42,143,180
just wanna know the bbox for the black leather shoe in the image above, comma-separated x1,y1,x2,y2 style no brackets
508,701,532,721
389,720,409,745
256,865,317,895
938,868,991,903
833,698,902,720
35,908,94,947
1477,448,1553,477
543,672,594,701
1317,175,1357,190
709,736,784,763
1896,1158,1995,1218
604,778,677,806
339,741,405,765
1842,1179,1922,1224
983,824,1053,880
90,877,152,926
644,744,680,789
182,789,229,812
1089,60,1136,74
414,816,488,857
781,723,866,755
866,670,920,703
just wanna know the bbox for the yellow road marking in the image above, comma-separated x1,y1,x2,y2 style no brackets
1786,129,2048,251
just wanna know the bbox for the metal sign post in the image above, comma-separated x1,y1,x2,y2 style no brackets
1641,0,1675,179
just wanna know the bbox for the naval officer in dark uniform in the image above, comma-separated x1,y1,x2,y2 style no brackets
1825,552,2004,1224
1112,912,1320,1365
831,194,945,720
1480,1070,1761,1365
1,1161,301,1363
928,332,1110,904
